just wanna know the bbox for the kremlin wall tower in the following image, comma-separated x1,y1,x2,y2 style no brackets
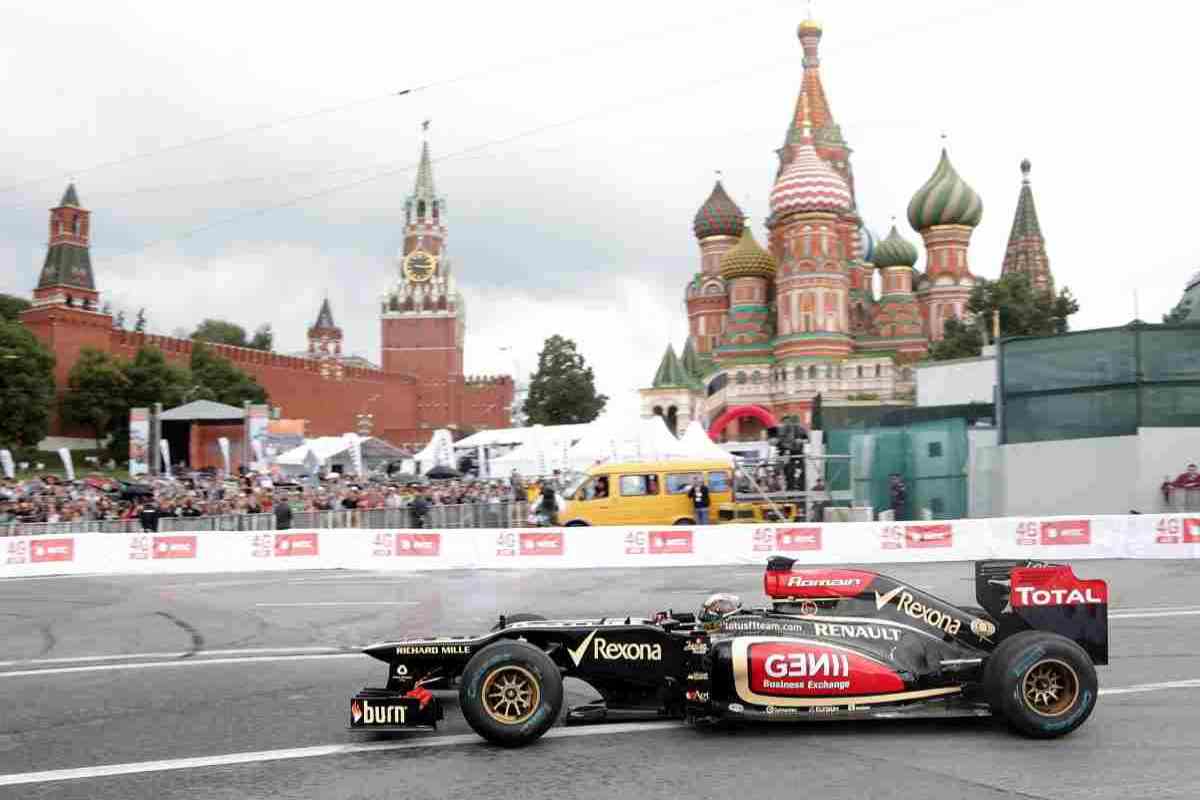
642,17,1054,442
21,140,513,448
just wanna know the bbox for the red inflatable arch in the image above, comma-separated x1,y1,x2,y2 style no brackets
708,404,778,441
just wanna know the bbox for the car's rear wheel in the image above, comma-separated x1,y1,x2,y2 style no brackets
565,520,589,527
984,631,1097,738
459,640,562,747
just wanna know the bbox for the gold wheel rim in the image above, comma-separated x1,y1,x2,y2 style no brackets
1022,658,1080,717
481,665,540,725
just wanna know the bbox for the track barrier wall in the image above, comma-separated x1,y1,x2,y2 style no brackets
3,514,1199,579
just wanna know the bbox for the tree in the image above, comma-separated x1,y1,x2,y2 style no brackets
106,347,192,459
134,308,147,333
60,348,129,448
249,323,274,351
928,273,1080,361
523,335,607,425
192,318,249,347
0,321,56,448
190,341,268,406
0,294,31,322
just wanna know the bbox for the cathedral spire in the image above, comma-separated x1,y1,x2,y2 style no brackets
1001,159,1054,293
781,18,843,157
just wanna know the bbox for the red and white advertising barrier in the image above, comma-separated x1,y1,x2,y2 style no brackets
3,514,1200,579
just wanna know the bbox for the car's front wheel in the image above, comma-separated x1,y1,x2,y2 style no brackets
985,631,1097,738
459,640,563,747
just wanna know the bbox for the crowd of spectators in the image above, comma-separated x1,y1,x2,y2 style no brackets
0,468,543,532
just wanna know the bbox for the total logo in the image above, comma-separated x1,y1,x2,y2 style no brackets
567,630,662,666
1012,586,1104,607
874,586,962,636
351,699,406,726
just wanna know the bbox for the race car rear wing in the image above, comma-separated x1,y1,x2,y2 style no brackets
975,560,1108,665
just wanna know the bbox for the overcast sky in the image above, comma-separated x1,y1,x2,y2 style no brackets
1,0,1193,419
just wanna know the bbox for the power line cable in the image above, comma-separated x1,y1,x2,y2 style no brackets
0,4,794,198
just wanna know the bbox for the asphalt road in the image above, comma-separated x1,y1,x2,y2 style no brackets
1,560,1199,799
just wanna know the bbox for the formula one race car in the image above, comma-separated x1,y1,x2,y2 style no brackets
349,558,1107,747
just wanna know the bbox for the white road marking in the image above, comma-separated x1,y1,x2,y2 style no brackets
0,653,359,679
0,646,347,669
1,678,1199,786
254,601,420,607
0,721,683,787
1110,609,1200,619
1098,678,1200,696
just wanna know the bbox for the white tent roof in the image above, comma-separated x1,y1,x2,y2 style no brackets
561,415,695,472
454,424,592,450
489,424,573,477
274,435,360,466
413,429,455,469
678,421,734,463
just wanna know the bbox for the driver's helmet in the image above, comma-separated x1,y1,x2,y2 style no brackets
699,593,742,628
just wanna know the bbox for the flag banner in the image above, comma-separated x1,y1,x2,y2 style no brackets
0,449,14,480
129,408,150,476
57,447,75,481
218,437,231,475
159,439,172,478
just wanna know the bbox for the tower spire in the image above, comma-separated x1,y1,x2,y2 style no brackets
34,184,98,309
414,122,436,198
1001,158,1054,293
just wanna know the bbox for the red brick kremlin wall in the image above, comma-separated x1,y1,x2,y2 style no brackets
23,307,511,448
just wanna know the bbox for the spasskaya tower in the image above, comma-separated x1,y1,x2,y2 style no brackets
381,131,466,430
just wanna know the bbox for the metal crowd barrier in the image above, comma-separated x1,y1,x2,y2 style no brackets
0,502,529,536
1161,487,1200,513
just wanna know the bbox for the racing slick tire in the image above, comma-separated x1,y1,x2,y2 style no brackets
460,640,563,747
490,613,546,632
984,631,1097,739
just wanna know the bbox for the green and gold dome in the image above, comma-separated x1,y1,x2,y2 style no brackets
872,224,919,268
693,180,746,240
719,228,777,281
907,149,983,230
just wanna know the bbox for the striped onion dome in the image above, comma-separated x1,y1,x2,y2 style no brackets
719,227,777,281
693,180,746,240
858,225,879,263
907,148,983,230
769,143,853,218
873,225,919,268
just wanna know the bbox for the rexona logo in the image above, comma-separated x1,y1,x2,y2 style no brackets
748,641,904,696
351,699,406,726
567,630,662,667
874,585,962,635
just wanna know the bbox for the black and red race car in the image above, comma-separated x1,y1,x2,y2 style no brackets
350,558,1107,747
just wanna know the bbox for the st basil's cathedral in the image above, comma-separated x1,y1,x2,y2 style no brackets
641,17,1054,441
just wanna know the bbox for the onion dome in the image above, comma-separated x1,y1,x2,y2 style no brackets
719,228,777,281
798,17,822,35
693,180,745,240
907,148,983,230
769,142,853,218
873,225,919,268
858,225,879,263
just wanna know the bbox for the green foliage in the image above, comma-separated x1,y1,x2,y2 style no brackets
1164,295,1193,324
0,294,32,322
249,323,273,351
134,308,147,332
0,321,56,448
523,335,607,425
106,347,193,459
190,341,268,406
192,318,273,351
929,273,1080,361
60,348,129,448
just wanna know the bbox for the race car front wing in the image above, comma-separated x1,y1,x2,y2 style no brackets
349,687,443,732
